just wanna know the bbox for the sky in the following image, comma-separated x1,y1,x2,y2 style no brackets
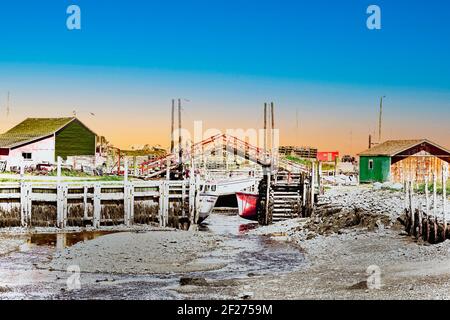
0,0,449,155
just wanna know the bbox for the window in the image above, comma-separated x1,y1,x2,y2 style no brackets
22,152,32,160
368,159,374,170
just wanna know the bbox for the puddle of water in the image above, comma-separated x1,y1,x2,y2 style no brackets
196,213,306,279
22,231,120,251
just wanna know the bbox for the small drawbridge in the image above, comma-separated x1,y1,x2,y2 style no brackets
138,134,308,179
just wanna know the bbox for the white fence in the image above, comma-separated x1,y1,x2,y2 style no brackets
0,179,199,229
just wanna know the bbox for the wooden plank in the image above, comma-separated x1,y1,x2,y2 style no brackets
83,184,88,220
124,182,134,226
20,183,31,227
56,183,68,228
93,184,101,228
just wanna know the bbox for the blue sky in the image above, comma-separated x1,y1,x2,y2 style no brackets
0,0,449,153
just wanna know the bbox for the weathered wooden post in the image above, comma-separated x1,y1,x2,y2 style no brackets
425,176,430,241
318,161,322,195
158,181,165,227
433,172,437,215
409,180,414,234
194,174,201,225
265,168,271,225
302,175,307,207
188,174,196,225
443,164,448,239
425,176,430,215
56,183,68,228
334,157,337,177
311,161,315,207
124,182,134,226
158,181,169,227
20,182,31,227
83,184,88,221
404,179,408,210
164,182,169,226
181,180,186,217
93,184,101,228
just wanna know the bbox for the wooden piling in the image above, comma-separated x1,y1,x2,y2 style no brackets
124,182,134,226
56,183,68,228
83,184,88,220
20,182,31,227
443,164,448,239
93,184,101,228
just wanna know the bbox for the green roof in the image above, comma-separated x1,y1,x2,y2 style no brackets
0,117,76,148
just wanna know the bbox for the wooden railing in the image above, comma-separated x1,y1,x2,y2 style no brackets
0,179,199,229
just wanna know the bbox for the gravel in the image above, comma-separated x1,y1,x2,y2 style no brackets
245,185,450,299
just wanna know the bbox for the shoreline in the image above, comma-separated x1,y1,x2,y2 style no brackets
243,186,450,299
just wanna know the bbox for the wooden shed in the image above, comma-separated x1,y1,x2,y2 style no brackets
0,117,96,170
358,139,450,183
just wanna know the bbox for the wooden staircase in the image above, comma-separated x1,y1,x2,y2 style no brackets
258,174,305,225
270,183,301,222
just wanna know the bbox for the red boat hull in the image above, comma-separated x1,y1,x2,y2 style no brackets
236,192,258,221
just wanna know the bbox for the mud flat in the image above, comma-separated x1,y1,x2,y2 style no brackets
0,235,26,256
245,186,450,300
41,230,225,275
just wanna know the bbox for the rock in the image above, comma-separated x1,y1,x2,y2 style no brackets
373,182,383,190
0,286,11,293
179,277,208,286
348,281,368,290
375,219,385,231
391,183,403,191
238,291,254,300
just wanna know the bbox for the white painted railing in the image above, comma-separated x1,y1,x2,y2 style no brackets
0,179,198,229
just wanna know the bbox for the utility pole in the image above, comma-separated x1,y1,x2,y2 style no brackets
263,103,267,159
178,98,183,172
170,99,175,154
271,102,275,169
378,96,385,143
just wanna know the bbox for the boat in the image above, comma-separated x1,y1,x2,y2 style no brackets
236,191,259,221
214,177,257,196
197,184,219,223
197,177,257,223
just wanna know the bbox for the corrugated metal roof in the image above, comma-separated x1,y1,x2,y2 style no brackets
0,117,76,149
359,139,450,157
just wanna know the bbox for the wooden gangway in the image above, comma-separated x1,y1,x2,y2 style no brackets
139,134,308,178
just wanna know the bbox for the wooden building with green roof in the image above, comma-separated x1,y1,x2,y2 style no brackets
0,117,96,170
358,139,450,183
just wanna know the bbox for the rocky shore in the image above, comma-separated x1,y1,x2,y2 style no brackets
245,185,450,299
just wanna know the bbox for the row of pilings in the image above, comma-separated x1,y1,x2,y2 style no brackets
404,165,448,243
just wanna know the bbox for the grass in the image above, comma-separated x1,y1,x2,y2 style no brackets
47,169,92,177
416,181,450,195
0,170,126,183
285,155,336,170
